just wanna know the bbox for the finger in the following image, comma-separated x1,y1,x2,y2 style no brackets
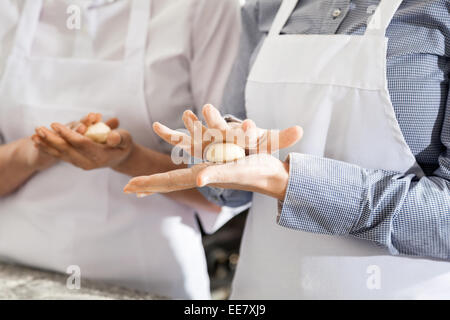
182,110,207,136
32,135,62,157
256,126,303,153
80,113,94,126
242,119,256,132
51,122,92,148
182,110,196,134
64,121,85,134
36,127,92,168
106,131,121,148
81,113,102,126
106,129,132,149
124,168,198,194
105,118,119,130
66,121,79,130
241,119,259,149
273,125,304,151
153,122,192,149
202,104,228,131
75,123,87,134
36,126,71,152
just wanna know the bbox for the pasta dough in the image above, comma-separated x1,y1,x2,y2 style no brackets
205,143,246,163
84,122,111,143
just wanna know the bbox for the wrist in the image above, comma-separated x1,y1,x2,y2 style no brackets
111,142,139,173
266,160,289,200
18,138,40,172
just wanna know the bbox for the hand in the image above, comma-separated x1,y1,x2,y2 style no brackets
33,113,134,171
153,104,303,158
124,104,302,200
124,153,289,200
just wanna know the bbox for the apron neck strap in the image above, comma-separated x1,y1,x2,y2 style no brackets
268,0,403,38
365,0,403,36
12,0,151,62
124,0,151,62
12,0,43,55
268,0,299,37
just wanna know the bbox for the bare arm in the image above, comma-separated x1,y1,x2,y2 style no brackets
0,137,56,197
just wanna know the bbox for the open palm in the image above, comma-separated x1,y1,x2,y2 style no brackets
124,105,303,200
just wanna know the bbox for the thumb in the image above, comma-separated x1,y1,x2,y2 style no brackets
271,125,304,151
106,129,132,149
196,163,241,187
105,117,120,130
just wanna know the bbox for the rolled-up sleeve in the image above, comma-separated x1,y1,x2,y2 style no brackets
0,1,23,145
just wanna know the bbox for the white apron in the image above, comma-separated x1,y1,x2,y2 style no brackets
232,0,450,299
0,0,210,299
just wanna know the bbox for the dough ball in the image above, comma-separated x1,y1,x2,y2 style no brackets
84,122,111,144
205,143,245,163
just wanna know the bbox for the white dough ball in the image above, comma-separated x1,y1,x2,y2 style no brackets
84,122,111,143
205,143,246,163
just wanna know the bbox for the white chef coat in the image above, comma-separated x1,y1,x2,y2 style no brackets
0,0,240,299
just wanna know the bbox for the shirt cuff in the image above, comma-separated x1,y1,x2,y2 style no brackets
277,153,366,235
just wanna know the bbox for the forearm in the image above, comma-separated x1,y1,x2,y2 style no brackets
113,143,180,177
115,143,220,213
0,138,39,196
278,153,450,260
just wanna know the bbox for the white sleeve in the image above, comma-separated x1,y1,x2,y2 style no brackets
0,0,24,144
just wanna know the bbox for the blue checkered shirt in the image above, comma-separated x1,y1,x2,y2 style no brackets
199,0,450,260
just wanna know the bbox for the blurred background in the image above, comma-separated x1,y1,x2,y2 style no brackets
202,211,248,300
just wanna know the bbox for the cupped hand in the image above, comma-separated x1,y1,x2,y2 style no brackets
153,104,303,159
124,153,290,200
32,113,133,170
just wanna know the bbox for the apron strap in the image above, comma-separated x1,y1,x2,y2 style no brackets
13,0,150,61
365,0,403,36
268,0,299,37
269,0,403,38
12,0,43,55
124,0,151,62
